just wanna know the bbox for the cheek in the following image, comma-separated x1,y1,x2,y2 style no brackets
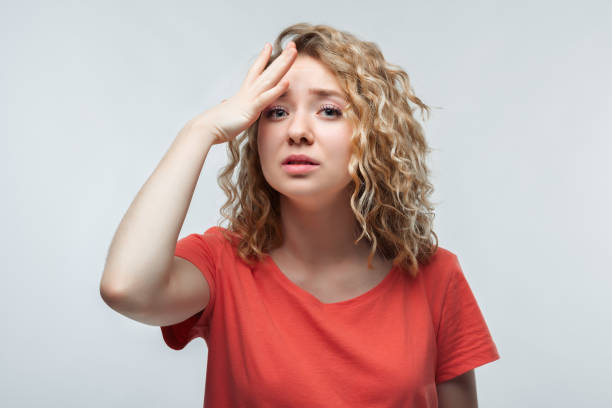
256,130,277,176
256,125,269,161
336,127,354,161
257,136,270,164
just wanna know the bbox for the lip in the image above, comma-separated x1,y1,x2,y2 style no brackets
282,154,320,165
281,163,320,174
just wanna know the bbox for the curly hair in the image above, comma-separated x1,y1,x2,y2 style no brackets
216,22,439,278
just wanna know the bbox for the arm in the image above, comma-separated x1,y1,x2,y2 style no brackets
436,369,478,408
99,118,217,307
100,41,298,309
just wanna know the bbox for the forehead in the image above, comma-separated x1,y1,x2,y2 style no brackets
278,55,347,104
282,55,340,87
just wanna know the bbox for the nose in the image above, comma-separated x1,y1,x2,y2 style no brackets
286,108,313,145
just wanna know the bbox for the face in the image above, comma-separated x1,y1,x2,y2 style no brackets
257,55,354,208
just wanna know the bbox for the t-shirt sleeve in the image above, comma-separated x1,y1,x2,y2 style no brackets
159,228,218,350
435,254,500,383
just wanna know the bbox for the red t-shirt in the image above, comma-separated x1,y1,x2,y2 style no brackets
160,226,499,407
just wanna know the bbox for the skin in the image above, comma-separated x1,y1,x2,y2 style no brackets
437,369,478,408
257,54,478,405
257,54,391,281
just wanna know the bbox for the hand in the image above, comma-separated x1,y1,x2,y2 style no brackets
190,41,298,146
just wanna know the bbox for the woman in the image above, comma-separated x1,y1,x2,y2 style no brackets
100,23,500,407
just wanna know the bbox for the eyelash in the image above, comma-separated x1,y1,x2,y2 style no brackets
264,104,343,120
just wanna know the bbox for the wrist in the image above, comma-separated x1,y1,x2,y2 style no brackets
181,115,219,146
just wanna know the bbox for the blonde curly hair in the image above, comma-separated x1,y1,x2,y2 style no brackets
216,22,439,278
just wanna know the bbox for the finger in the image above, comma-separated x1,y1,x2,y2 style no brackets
247,41,295,87
244,43,272,86
254,45,297,95
254,79,290,113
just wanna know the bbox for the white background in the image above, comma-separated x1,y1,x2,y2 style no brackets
1,0,610,406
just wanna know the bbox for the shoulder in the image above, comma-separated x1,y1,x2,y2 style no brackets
194,226,246,264
420,246,460,280
427,246,458,264
199,226,239,247
416,246,462,300
176,226,238,259
203,225,229,238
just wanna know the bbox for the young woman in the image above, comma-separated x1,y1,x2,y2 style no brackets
100,23,500,407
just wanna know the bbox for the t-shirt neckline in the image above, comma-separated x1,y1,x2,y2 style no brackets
265,254,399,308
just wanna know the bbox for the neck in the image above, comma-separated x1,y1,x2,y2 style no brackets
276,184,372,269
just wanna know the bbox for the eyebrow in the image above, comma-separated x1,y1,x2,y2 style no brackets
278,88,347,101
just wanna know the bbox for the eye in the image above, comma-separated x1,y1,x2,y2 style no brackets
320,104,342,117
263,104,343,121
264,106,287,120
